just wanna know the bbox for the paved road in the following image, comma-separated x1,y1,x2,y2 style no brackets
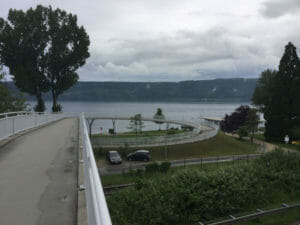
0,118,78,225
99,154,261,175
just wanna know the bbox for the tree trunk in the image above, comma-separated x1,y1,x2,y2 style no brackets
51,88,61,112
34,89,45,112
51,87,56,112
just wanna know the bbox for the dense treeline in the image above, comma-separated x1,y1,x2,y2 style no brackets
6,78,257,102
107,150,300,225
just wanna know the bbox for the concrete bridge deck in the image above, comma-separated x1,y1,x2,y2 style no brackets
0,118,78,225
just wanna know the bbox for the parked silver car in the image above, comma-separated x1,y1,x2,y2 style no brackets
106,150,122,164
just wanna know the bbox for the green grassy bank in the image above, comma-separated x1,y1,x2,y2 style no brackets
94,132,258,161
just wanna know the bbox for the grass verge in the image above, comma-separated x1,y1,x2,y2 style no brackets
94,131,258,161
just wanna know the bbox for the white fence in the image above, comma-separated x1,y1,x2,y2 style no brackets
0,111,66,141
80,113,112,225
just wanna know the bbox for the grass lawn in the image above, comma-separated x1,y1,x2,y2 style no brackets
94,132,258,162
236,207,300,225
145,132,258,160
254,133,300,152
101,160,248,186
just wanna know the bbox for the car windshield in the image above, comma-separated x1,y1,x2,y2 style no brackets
110,152,119,157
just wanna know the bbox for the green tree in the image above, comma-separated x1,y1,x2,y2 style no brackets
246,108,260,144
0,8,50,112
220,105,250,133
128,114,144,136
252,42,300,141
0,5,90,112
0,66,28,113
153,108,165,131
237,126,249,140
45,7,90,112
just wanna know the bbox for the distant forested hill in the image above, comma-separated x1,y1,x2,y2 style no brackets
5,78,257,102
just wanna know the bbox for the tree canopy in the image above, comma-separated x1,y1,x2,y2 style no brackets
0,66,28,113
128,114,145,135
220,105,251,133
153,108,165,130
252,42,300,141
0,7,50,111
0,5,90,112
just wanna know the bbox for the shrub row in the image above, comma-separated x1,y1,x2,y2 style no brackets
145,162,171,173
107,150,300,225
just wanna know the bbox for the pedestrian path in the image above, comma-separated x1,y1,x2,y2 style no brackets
0,118,78,225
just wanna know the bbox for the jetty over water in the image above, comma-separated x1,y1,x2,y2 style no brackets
0,112,218,225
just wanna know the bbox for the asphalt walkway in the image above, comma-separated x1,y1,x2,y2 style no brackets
0,118,78,225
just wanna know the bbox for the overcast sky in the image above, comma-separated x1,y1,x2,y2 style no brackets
1,0,300,81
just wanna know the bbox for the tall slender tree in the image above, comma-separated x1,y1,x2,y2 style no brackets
253,42,300,141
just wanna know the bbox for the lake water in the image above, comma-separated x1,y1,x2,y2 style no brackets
29,101,248,133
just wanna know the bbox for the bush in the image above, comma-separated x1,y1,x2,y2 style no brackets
135,178,147,190
167,129,176,135
135,169,143,177
159,162,171,173
145,162,159,173
119,143,129,158
108,128,115,134
237,126,249,140
107,150,300,225
52,103,62,112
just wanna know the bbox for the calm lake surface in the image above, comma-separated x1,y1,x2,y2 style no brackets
29,101,248,133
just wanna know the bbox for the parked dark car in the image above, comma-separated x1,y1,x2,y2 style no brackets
106,150,122,164
127,150,150,162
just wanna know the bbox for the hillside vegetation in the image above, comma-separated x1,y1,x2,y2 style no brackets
107,150,300,225
6,78,257,102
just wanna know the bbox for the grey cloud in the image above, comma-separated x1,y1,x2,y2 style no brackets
261,0,300,18
1,0,299,82
79,27,280,81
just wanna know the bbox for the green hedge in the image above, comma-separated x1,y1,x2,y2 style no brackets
107,150,300,225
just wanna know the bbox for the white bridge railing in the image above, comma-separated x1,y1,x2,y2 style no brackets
0,111,66,141
80,113,112,225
